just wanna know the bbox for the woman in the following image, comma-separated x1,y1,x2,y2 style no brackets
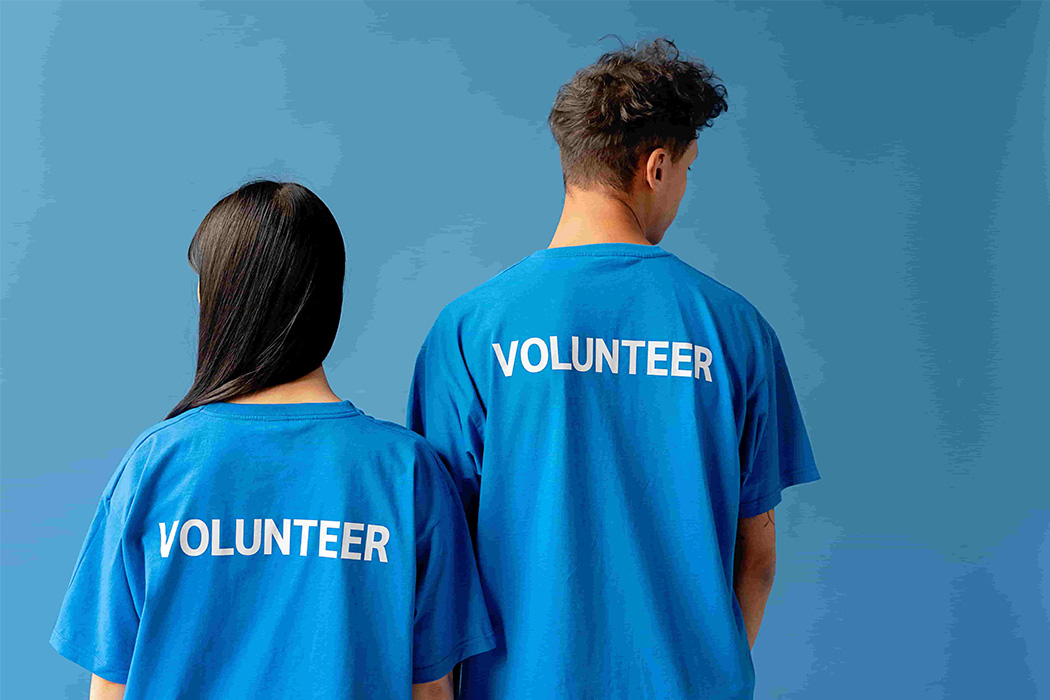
50,180,495,699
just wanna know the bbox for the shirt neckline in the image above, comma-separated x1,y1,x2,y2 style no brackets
200,399,360,420
529,242,671,259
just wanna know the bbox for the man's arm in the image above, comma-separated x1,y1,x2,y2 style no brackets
89,674,125,700
733,508,777,649
412,672,453,700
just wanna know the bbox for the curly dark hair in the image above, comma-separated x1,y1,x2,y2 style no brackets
548,36,728,193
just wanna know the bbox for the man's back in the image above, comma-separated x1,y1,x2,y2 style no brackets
408,242,821,700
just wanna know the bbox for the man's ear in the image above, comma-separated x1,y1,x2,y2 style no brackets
653,149,669,183
645,149,665,188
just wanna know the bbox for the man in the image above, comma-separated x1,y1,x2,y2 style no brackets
407,37,821,700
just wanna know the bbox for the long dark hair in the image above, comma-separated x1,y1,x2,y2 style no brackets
166,180,345,419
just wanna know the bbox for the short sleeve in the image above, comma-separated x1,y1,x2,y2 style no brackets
412,444,496,683
738,317,821,518
49,455,142,683
406,310,486,531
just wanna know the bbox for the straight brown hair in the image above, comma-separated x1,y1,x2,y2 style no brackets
166,180,345,419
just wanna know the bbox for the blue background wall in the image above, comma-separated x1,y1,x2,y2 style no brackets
2,2,1047,697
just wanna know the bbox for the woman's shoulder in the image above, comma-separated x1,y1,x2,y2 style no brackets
98,407,209,516
347,407,438,459
124,406,209,456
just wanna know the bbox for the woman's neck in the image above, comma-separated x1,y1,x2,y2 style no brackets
228,365,341,404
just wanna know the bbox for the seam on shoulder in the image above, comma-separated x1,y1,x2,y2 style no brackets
482,254,532,282
354,411,433,447
352,414,461,545
367,419,463,493
126,407,208,459
441,254,536,316
665,253,753,305
102,407,207,511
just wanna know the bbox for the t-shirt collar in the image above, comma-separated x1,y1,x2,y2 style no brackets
200,399,360,419
529,242,671,259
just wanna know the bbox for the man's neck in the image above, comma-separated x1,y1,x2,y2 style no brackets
228,365,342,404
548,187,654,249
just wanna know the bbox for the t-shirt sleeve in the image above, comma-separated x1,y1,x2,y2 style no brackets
406,309,486,530
738,316,821,518
49,442,144,683
411,443,496,683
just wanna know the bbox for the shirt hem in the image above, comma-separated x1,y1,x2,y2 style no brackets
412,632,497,684
49,628,130,685
739,468,820,518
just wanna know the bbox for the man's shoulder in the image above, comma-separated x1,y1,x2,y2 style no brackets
427,247,770,340
662,254,791,375
661,252,761,316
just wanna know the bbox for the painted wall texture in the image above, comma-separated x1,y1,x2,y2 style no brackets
2,2,1047,698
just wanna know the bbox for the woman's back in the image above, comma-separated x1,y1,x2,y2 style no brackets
51,180,494,698
51,399,494,699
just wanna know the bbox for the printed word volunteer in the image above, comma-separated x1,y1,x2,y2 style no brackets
159,518,391,562
493,335,714,380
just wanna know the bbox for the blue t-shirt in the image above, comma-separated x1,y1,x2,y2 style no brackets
51,399,495,699
407,242,821,700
